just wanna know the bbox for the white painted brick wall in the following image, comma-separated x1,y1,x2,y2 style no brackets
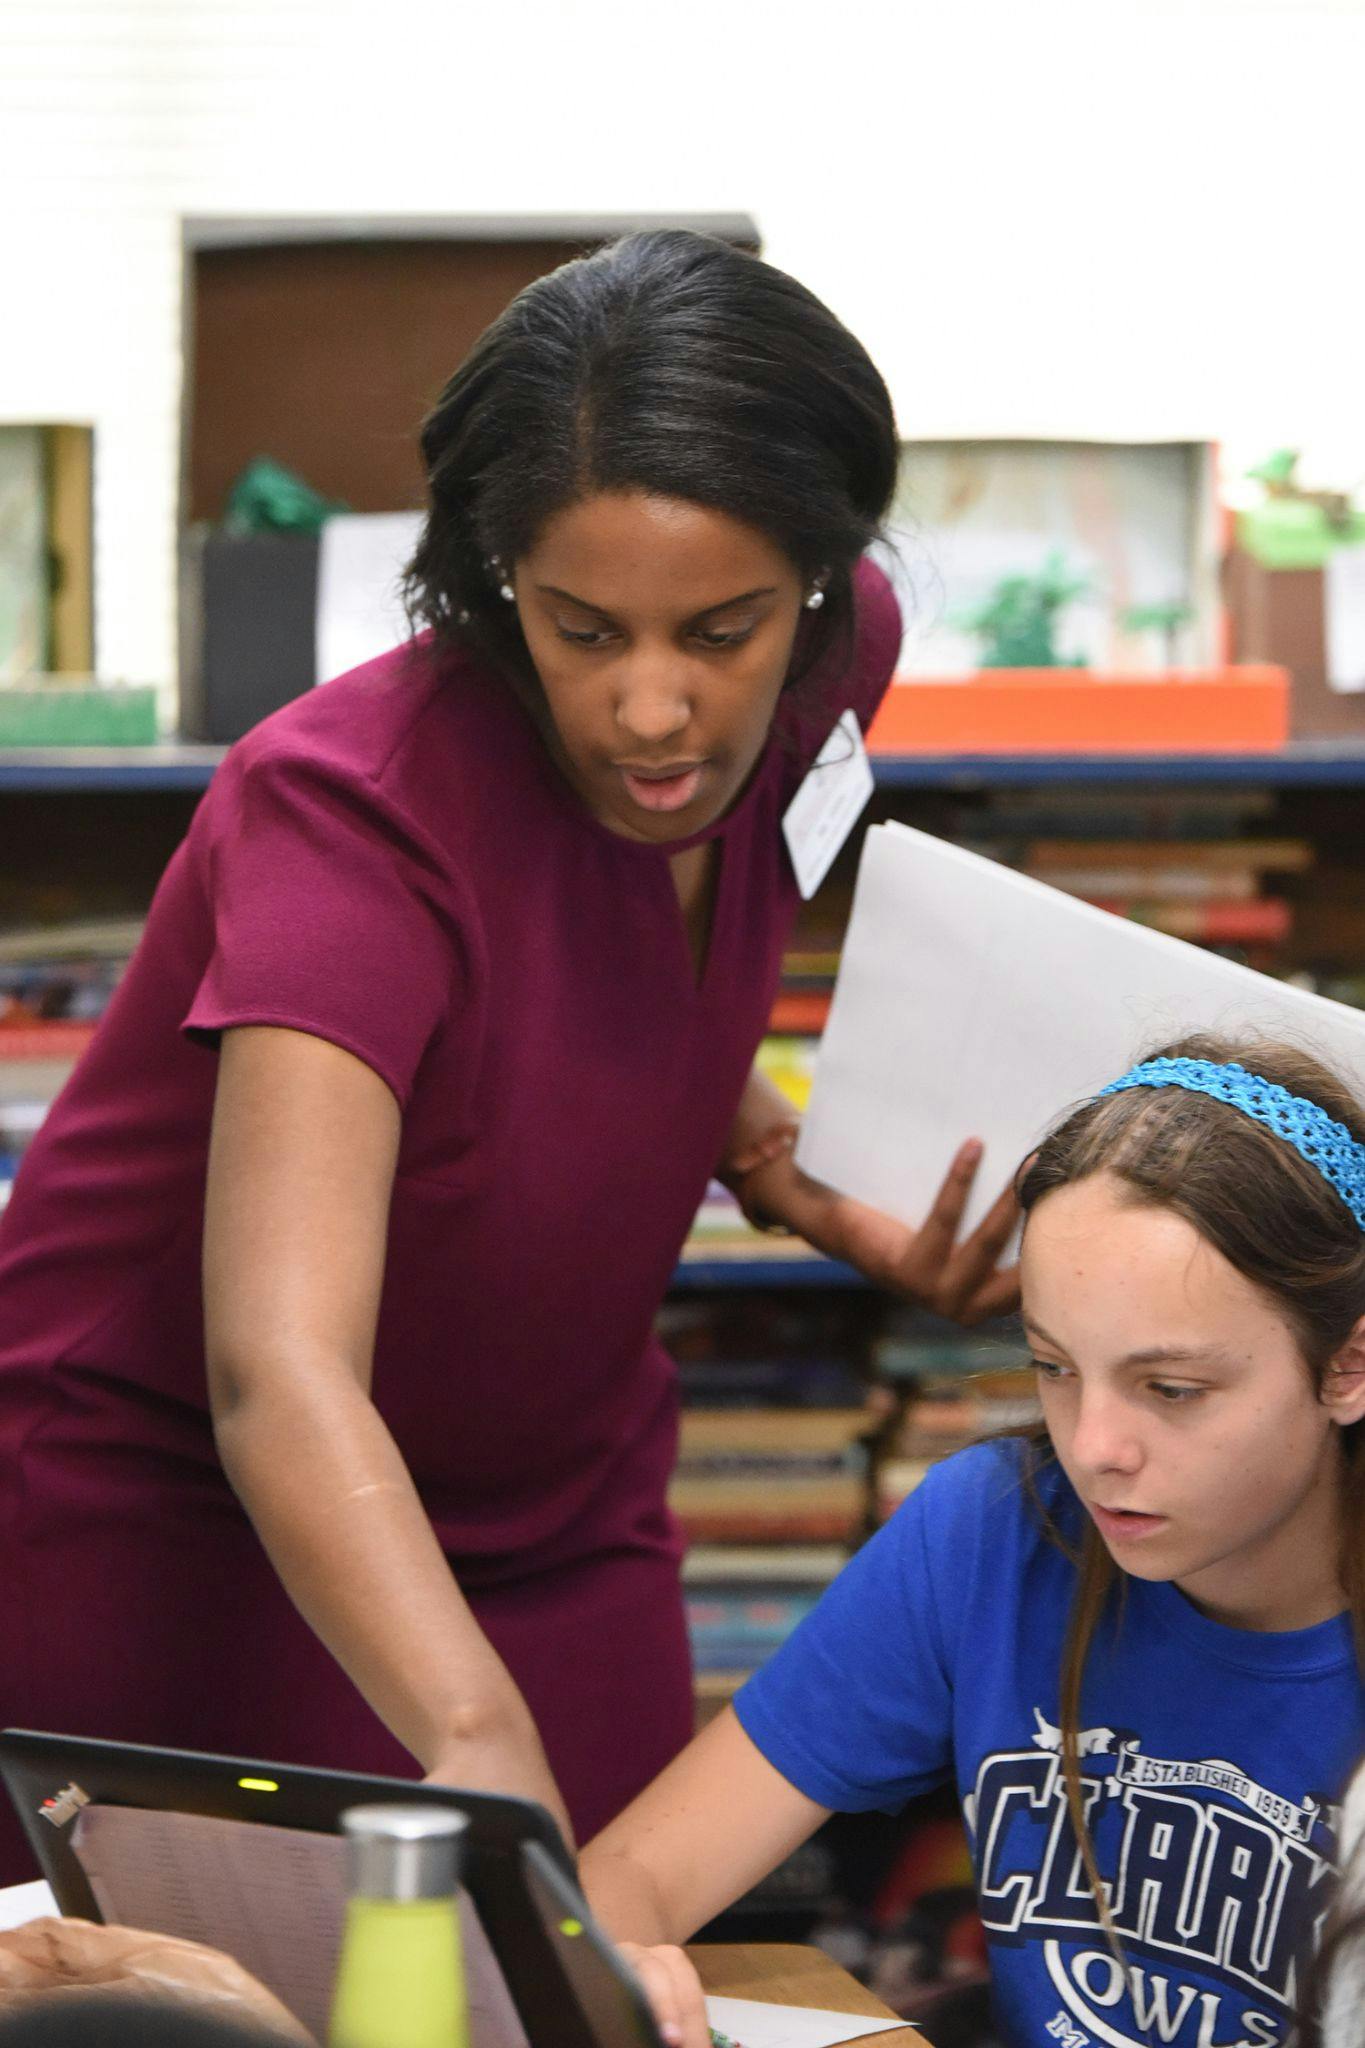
2,0,1362,710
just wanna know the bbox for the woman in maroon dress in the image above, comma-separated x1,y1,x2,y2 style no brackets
0,231,1016,1881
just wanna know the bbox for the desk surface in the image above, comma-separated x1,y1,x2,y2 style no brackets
0,1887,926,2045
690,1943,927,2044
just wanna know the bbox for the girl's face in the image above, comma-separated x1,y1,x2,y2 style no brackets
1020,1170,1365,1631
510,490,806,845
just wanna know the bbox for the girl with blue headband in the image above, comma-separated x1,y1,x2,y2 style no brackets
581,1033,1365,2048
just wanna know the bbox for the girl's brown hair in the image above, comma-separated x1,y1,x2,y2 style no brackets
1015,1032,1365,1964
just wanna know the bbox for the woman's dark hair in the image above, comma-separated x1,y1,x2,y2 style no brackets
402,229,899,699
1014,1031,1365,1979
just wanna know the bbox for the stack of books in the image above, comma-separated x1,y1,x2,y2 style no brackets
660,1293,883,1716
683,1541,848,1715
871,1328,1038,1523
673,1406,874,1546
0,920,140,1205
1014,836,1310,963
0,921,134,1038
768,949,840,1036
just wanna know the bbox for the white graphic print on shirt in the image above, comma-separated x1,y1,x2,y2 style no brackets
963,1713,1339,2048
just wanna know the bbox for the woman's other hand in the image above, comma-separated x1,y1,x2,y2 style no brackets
615,1942,711,2048
732,1137,1020,1326
422,1703,575,1854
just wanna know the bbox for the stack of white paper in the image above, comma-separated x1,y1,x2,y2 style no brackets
798,823,1365,1237
704,1992,903,2045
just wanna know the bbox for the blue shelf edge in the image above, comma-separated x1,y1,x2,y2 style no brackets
867,743,1365,788
0,746,227,791
671,1256,865,1289
6,741,1365,793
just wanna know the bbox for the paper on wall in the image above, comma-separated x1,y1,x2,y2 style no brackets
705,1992,904,2046
315,510,423,686
1326,541,1365,693
798,822,1365,1238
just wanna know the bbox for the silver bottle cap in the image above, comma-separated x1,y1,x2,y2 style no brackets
341,1803,469,1901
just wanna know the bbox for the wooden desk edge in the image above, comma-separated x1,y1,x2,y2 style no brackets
688,1941,929,2045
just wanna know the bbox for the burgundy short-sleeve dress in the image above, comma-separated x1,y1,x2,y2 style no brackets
0,560,901,1878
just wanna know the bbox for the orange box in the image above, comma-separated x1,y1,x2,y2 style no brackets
866,666,1289,755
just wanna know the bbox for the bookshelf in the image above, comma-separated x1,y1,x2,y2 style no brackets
7,733,1362,1983
6,754,1365,1573
7,741,1365,1287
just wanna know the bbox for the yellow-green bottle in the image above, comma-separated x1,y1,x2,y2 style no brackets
329,1804,471,2048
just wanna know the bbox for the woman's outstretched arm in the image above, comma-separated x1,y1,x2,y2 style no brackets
204,1025,573,1845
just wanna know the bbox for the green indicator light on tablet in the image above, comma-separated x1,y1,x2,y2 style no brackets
558,1917,584,1937
237,1777,279,1792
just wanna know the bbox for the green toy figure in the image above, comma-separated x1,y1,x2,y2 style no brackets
223,457,349,536
1239,450,1365,570
961,550,1088,668
1121,599,1193,670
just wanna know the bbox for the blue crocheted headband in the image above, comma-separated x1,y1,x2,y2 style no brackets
1098,1056,1365,1232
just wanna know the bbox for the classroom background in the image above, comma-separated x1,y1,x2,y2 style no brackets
3,0,1365,2025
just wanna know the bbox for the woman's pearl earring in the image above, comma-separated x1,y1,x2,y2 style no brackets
804,583,826,611
488,556,516,603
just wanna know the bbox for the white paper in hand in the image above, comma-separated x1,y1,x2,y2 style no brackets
798,822,1365,1237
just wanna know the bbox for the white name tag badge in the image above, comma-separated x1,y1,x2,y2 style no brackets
781,710,876,900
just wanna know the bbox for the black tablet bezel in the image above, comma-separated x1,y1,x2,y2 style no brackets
0,1729,662,2048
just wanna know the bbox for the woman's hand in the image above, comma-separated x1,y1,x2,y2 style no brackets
422,1702,575,1854
616,1942,710,2048
731,1137,1020,1326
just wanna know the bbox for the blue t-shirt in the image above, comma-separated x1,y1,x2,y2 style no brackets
735,1440,1365,2048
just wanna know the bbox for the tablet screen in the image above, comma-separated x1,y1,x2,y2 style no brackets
70,1803,530,2048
